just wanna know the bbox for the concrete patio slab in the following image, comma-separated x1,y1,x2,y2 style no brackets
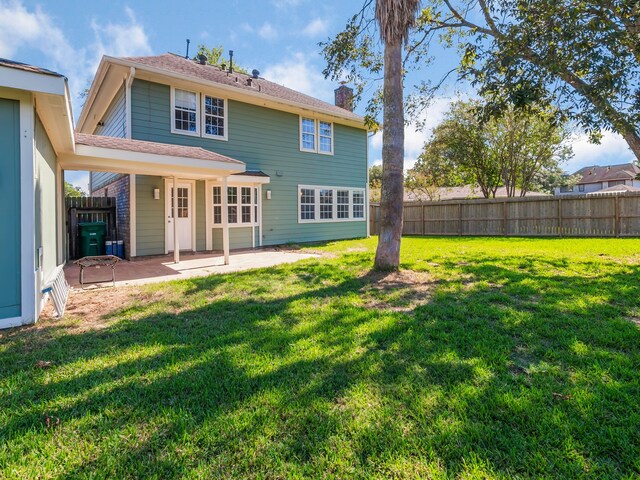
64,249,319,289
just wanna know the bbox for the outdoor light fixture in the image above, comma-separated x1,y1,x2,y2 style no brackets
266,190,272,200
153,188,160,200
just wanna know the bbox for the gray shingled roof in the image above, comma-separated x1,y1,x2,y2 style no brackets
574,163,640,184
0,58,64,78
120,53,362,122
75,133,245,165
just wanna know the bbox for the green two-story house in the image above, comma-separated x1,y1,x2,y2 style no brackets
76,53,369,260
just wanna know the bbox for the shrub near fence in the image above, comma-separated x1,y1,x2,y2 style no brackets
369,192,640,237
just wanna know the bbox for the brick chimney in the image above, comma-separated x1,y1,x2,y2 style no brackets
334,83,354,112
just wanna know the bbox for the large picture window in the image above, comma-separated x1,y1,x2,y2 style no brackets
298,185,366,223
213,185,259,226
299,117,333,154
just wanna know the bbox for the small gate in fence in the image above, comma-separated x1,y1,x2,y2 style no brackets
369,192,640,238
66,196,117,259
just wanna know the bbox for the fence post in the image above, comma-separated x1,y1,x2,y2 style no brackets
615,195,620,237
503,201,508,235
557,198,563,237
421,204,425,235
458,203,462,236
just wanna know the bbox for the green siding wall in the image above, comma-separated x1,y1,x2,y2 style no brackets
91,84,126,192
131,79,367,247
0,98,21,319
135,175,165,256
34,115,59,282
212,228,253,250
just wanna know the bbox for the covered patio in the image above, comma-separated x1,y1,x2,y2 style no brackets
60,133,270,265
63,248,319,288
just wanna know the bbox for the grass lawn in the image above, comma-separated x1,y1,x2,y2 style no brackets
1,237,640,479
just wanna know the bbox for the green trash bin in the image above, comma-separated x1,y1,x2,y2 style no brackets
78,222,106,257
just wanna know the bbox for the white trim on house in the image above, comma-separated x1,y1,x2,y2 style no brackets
60,145,245,178
205,180,213,251
297,184,366,224
125,67,135,139
130,174,137,257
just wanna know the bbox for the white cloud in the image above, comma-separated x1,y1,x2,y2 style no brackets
0,1,151,114
257,22,278,40
262,52,333,102
272,0,304,8
369,96,455,169
302,18,329,37
565,131,635,173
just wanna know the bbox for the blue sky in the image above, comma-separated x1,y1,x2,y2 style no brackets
0,0,635,190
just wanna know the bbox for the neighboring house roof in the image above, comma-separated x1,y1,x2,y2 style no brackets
0,58,65,78
573,163,640,184
233,170,269,178
75,133,245,165
404,185,549,202
587,184,640,195
121,53,362,123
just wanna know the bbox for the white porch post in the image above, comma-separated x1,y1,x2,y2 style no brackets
222,176,230,265
173,176,179,263
258,185,263,247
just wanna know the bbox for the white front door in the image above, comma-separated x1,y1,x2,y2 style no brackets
166,181,193,252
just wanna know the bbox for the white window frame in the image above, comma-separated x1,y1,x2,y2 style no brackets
300,117,317,153
298,185,366,223
299,116,334,155
170,87,200,137
212,184,259,228
318,120,333,154
201,95,228,141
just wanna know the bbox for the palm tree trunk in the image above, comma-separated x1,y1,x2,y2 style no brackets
374,38,405,270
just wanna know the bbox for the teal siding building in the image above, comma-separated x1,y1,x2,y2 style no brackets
78,53,369,258
0,59,73,329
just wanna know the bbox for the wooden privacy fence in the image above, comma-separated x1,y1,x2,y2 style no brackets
66,196,117,259
369,192,640,237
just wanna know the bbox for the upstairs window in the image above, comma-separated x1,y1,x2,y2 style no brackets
300,117,333,155
203,95,226,139
172,88,199,135
319,121,333,154
301,118,316,151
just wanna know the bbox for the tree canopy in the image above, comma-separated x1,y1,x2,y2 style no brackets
322,0,640,160
407,100,573,198
64,181,86,198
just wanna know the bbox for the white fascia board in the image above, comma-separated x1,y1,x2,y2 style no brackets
76,59,110,131
228,175,271,185
0,66,67,96
61,146,245,178
103,56,367,130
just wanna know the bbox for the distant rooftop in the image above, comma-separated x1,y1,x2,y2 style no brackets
573,163,640,184
404,185,549,202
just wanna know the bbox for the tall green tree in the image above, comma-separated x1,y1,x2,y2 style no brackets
322,1,640,161
194,44,249,74
374,0,421,271
409,101,572,198
64,181,86,198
